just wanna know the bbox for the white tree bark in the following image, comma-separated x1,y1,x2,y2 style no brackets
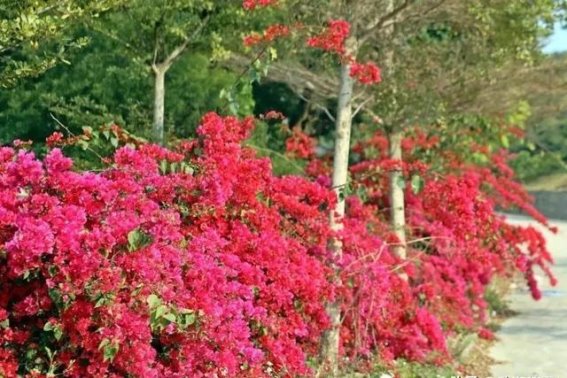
149,17,209,146
383,0,407,264
152,65,166,145
320,37,356,377
388,130,407,261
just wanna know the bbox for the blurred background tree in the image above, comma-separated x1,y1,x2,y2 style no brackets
0,0,566,187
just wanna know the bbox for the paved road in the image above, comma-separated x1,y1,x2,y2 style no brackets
490,215,567,378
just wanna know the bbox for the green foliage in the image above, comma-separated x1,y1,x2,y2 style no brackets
410,174,425,194
510,150,565,182
91,0,232,63
0,0,121,87
99,338,120,362
146,294,198,333
484,287,511,317
127,229,152,252
0,0,255,147
246,119,308,176
340,359,457,378
0,32,252,146
390,360,457,378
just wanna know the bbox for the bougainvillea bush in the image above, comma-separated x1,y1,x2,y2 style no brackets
0,113,341,377
0,112,556,377
341,126,556,348
288,127,553,367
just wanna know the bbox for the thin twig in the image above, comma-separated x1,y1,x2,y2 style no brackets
296,92,336,122
352,97,373,119
217,46,270,115
359,0,413,45
162,15,211,68
49,113,106,162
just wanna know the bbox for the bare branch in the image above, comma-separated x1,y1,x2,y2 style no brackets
396,0,446,29
296,92,336,122
352,96,373,118
359,0,412,45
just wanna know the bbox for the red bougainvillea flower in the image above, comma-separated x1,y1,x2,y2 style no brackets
261,110,286,120
46,131,65,147
286,127,316,159
0,113,555,377
242,0,277,10
243,24,290,46
0,114,337,377
307,19,351,54
350,62,382,85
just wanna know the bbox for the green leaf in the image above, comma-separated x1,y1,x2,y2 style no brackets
44,321,63,340
355,186,368,202
229,102,238,115
180,162,194,175
94,293,114,308
45,346,54,361
162,312,177,323
99,338,119,362
132,284,144,297
268,47,278,61
187,313,196,325
155,305,168,319
110,137,119,148
159,160,168,174
410,175,425,194
500,134,510,148
170,162,178,173
180,312,196,328
26,348,37,360
48,265,58,277
146,294,161,309
127,228,151,252
472,152,489,164
127,229,141,251
77,140,89,151
95,296,107,308
396,176,406,190
54,328,63,340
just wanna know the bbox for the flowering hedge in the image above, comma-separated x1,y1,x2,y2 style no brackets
303,124,556,366
0,114,337,377
0,113,555,377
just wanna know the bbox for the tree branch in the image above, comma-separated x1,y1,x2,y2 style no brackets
296,92,336,122
161,15,210,68
359,0,412,45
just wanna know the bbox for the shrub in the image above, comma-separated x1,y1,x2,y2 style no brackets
0,114,335,377
0,115,555,377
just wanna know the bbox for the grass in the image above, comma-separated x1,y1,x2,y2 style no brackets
367,360,457,378
336,359,458,378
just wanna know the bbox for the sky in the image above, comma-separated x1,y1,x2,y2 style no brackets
542,22,567,53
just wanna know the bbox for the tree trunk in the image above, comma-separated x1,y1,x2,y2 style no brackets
152,65,167,145
382,0,407,267
388,131,407,261
320,38,356,377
